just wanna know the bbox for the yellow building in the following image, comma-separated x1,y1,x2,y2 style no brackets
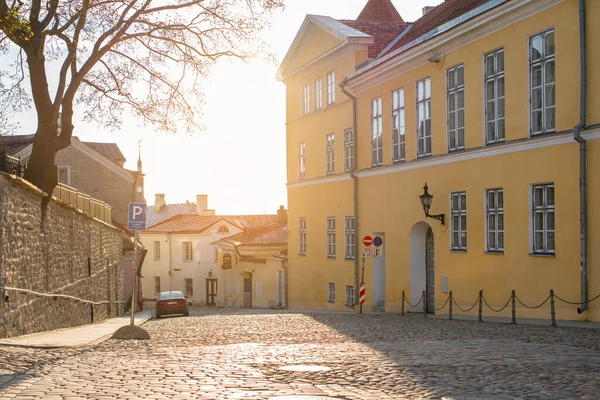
278,0,600,321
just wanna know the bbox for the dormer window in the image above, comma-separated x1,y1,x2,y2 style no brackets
218,225,229,233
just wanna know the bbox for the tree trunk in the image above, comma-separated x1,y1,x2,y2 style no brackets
23,125,58,196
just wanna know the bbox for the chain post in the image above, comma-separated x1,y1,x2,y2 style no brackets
422,290,427,317
511,289,517,325
449,291,453,321
478,290,483,322
550,289,557,327
401,291,405,316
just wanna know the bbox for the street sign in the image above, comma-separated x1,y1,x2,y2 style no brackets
362,236,373,247
374,247,382,258
362,246,373,257
373,236,384,247
128,203,147,231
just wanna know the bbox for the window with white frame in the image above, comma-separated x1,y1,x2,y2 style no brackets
328,282,335,302
344,216,355,259
302,84,310,115
326,216,336,258
298,217,306,255
486,189,504,252
346,285,355,306
326,71,335,105
298,142,306,180
392,88,405,162
532,184,555,254
57,167,70,185
185,278,193,297
344,128,355,172
183,241,193,261
325,133,335,175
154,276,161,294
485,49,505,143
153,241,160,261
315,78,322,110
416,77,432,157
371,97,383,166
530,29,555,135
447,65,465,151
451,192,467,250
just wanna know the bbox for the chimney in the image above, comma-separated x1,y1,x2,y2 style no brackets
195,194,215,216
277,205,287,224
154,193,166,212
422,6,436,15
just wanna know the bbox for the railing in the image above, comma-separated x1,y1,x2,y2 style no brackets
53,183,112,224
0,149,26,177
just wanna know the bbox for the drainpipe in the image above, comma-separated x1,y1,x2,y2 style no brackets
574,0,587,314
340,79,359,307
167,233,173,291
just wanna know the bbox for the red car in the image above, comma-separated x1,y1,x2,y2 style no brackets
155,291,189,318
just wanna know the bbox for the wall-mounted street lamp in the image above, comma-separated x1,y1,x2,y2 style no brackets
419,182,445,225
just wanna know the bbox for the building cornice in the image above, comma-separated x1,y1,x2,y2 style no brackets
347,0,565,93
287,173,352,189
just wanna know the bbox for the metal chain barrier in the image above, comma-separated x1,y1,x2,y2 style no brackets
515,293,551,309
452,295,479,312
435,294,450,311
403,291,424,307
482,294,512,312
2,287,127,306
554,292,600,305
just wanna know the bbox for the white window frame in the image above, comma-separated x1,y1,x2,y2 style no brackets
325,133,335,175
416,77,432,157
302,84,310,115
183,241,193,261
153,241,160,261
530,29,555,135
344,128,355,172
371,97,383,166
450,192,467,251
154,276,161,294
328,282,335,302
298,217,306,255
391,88,405,162
346,285,355,306
484,49,505,144
485,189,504,253
447,65,465,152
344,216,355,260
532,183,555,254
298,142,306,180
326,216,336,258
57,166,71,185
185,278,193,297
315,78,322,110
326,71,336,105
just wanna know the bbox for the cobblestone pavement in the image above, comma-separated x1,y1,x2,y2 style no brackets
1,308,599,399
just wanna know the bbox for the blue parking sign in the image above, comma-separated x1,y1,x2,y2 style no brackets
128,203,147,230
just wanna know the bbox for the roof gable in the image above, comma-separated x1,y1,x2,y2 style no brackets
357,0,404,22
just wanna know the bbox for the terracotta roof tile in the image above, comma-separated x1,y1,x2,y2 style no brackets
212,224,287,247
143,213,279,234
340,20,408,58
145,202,198,228
357,0,404,22
383,0,496,55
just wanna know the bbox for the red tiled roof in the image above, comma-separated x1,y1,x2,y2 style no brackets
340,20,409,58
212,224,287,247
383,0,494,55
146,202,197,228
143,214,279,234
357,0,404,22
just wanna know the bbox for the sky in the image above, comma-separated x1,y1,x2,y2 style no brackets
7,0,443,215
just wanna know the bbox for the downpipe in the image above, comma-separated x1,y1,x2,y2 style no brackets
574,0,587,314
340,79,359,306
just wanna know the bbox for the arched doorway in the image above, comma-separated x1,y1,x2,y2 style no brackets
409,222,434,313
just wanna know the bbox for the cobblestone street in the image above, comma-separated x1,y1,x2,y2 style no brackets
1,309,599,399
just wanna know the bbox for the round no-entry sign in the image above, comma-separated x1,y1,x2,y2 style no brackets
363,236,373,246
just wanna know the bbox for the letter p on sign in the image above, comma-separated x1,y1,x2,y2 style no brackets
128,203,147,231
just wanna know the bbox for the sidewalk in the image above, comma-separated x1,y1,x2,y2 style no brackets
0,311,152,348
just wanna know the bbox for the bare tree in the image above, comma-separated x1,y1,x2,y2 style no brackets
0,0,282,196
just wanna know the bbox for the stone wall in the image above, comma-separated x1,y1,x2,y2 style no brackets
0,173,124,338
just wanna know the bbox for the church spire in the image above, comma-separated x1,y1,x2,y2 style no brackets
357,0,404,22
137,140,142,173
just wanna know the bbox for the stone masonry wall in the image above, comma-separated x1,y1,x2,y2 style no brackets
0,173,124,338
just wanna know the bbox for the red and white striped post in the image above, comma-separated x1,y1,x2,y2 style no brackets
359,282,366,305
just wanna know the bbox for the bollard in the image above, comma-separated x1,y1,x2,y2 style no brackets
401,291,405,316
550,289,557,327
449,291,453,321
478,290,483,323
422,290,427,317
511,290,517,325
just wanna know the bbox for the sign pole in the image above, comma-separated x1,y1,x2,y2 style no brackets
130,230,138,326
359,255,365,314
